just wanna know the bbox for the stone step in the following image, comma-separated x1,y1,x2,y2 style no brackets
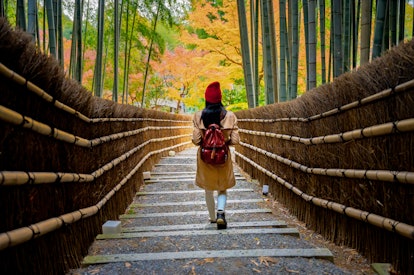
71,147,341,274
82,248,334,265
131,199,264,207
120,208,272,219
136,188,254,195
144,177,245,183
121,220,287,232
155,163,196,166
147,173,243,178
161,156,196,159
96,227,300,240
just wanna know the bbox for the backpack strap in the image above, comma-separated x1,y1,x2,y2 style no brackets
220,110,227,121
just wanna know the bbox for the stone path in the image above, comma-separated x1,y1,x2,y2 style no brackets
68,147,353,274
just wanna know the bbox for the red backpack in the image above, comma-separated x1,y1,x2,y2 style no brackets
200,124,229,165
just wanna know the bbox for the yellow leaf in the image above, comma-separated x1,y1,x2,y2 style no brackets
203,258,215,264
259,256,278,264
250,259,259,266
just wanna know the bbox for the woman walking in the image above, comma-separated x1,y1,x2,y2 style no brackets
192,81,240,229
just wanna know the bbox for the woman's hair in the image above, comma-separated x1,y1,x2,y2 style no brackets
201,101,227,127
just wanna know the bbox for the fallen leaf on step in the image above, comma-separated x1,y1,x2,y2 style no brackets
203,258,215,264
125,262,132,268
89,268,101,275
259,256,278,266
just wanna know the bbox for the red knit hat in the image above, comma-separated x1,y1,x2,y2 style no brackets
205,81,222,103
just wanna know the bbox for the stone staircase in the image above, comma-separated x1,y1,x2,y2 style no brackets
69,147,351,274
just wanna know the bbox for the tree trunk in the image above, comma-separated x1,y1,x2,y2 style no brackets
238,0,256,107
75,0,82,83
319,0,326,84
398,0,405,43
82,0,90,65
342,0,351,72
124,1,139,104
382,0,390,53
69,1,78,79
27,0,37,42
261,0,278,104
290,0,299,99
279,0,287,100
267,0,278,103
308,0,316,89
303,0,309,90
250,0,260,106
122,0,129,104
141,1,161,108
16,0,26,31
0,0,5,17
93,0,105,97
113,0,119,102
332,0,343,78
352,0,359,68
45,0,56,57
390,0,397,46
372,0,387,59
360,0,371,65
55,0,63,67
286,0,292,99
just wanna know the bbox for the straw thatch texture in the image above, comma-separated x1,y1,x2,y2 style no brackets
0,18,192,274
235,39,414,274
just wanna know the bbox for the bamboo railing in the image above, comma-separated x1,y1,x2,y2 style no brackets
234,39,414,274
0,19,193,274
0,141,190,251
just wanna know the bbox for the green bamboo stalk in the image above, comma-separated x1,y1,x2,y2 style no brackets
319,0,326,84
238,0,256,107
279,0,287,100
372,0,387,59
308,0,317,89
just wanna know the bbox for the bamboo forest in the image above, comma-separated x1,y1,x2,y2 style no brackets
1,0,413,111
1,1,414,274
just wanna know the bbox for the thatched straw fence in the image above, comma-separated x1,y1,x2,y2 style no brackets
235,39,414,274
0,18,192,274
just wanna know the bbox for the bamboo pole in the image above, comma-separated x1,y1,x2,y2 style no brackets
1,134,191,186
239,118,414,145
238,79,414,123
0,62,192,124
240,142,414,184
235,151,414,240
0,141,191,250
0,105,91,146
0,104,191,149
0,171,94,185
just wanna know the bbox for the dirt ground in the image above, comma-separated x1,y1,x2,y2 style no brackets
266,197,376,274
238,169,377,275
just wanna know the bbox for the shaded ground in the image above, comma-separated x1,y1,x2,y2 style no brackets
68,148,376,275
242,175,375,275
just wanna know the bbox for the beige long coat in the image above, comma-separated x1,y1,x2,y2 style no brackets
192,110,240,191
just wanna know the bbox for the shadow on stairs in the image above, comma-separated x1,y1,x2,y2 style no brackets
68,147,352,274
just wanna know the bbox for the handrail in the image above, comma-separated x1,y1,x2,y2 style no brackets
235,151,414,240
0,104,191,148
237,79,414,123
239,141,414,184
0,62,191,124
0,134,191,186
0,141,192,250
239,117,414,145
